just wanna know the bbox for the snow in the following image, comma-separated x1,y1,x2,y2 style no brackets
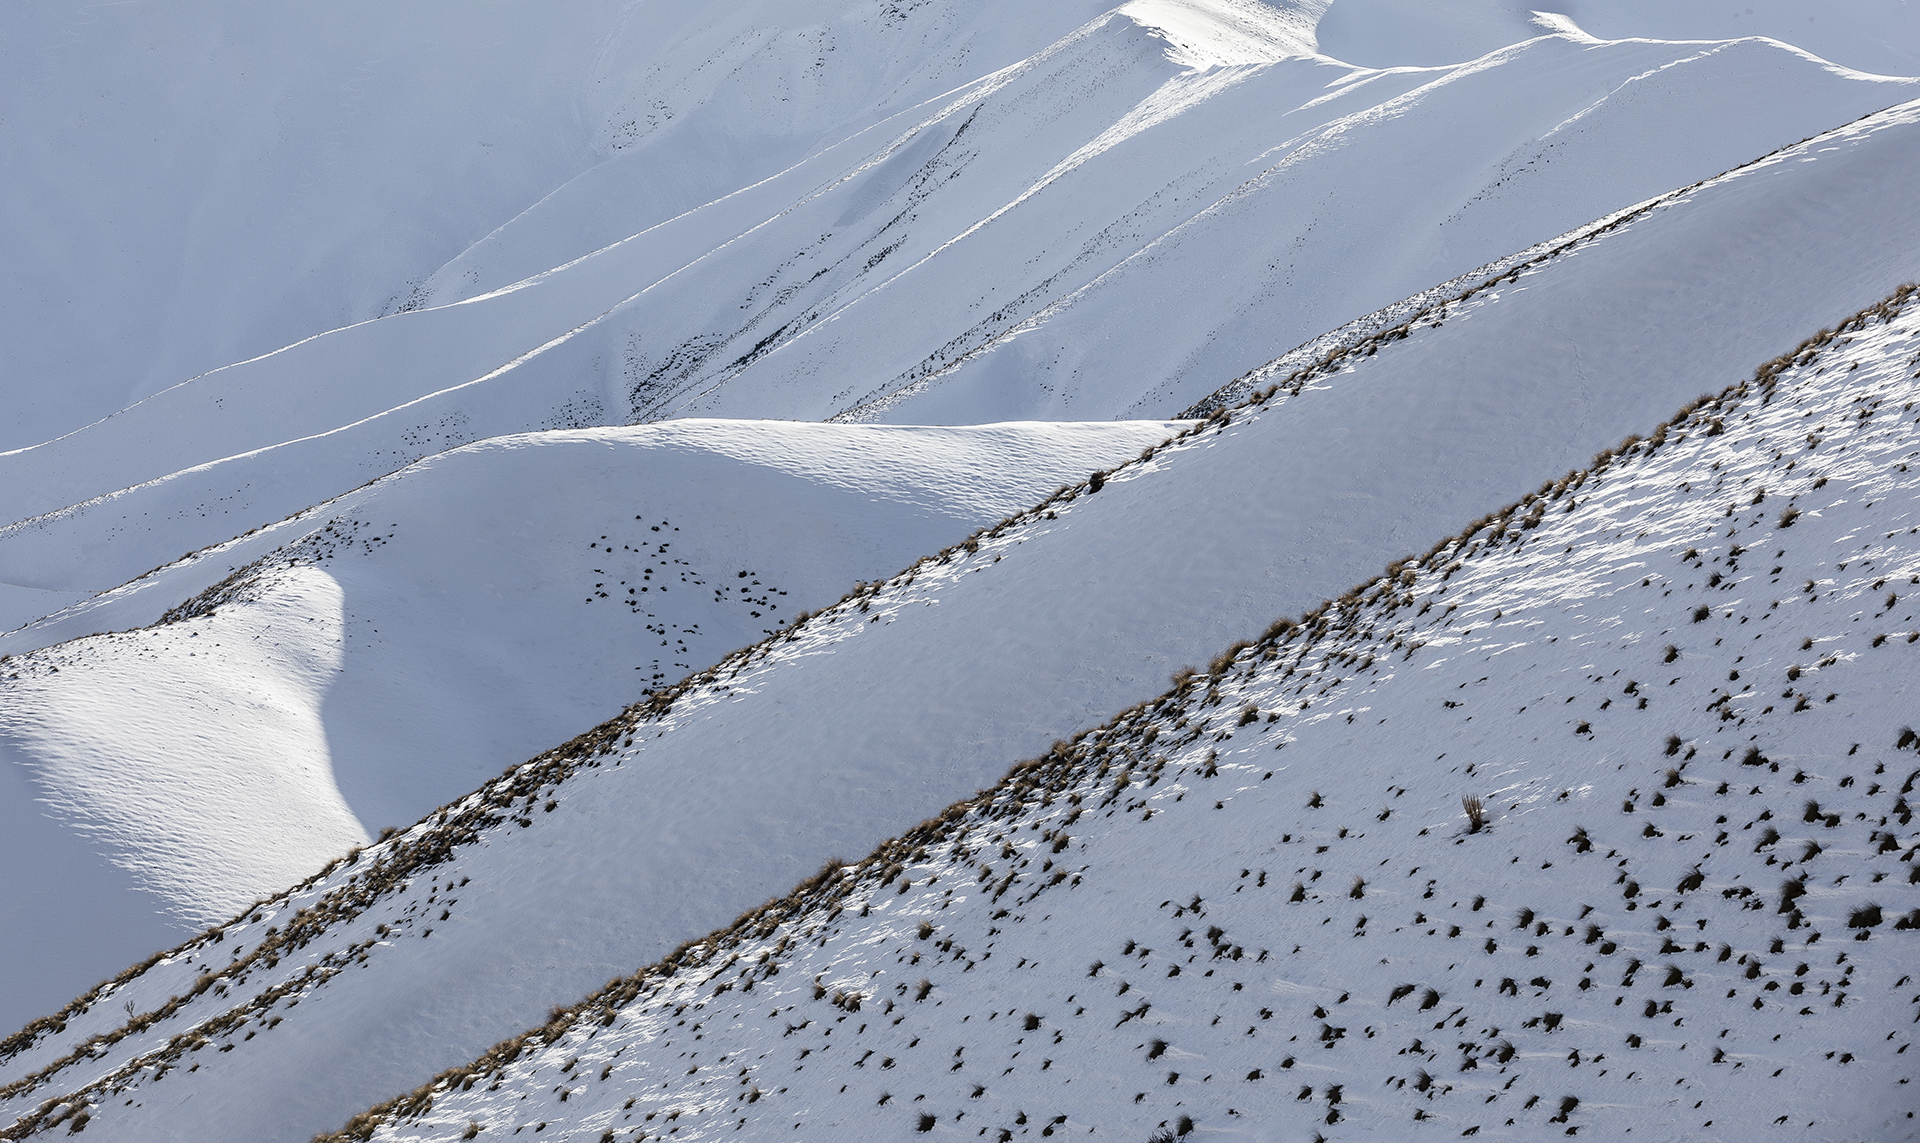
12,275,1920,1143
1558,0,1920,79
1316,0,1920,75
1313,0,1569,67
0,419,1176,1036
4,2,1913,605
0,0,1124,453
5,3,1920,1140
0,586,85,641
6,0,1908,455
5,93,1920,1139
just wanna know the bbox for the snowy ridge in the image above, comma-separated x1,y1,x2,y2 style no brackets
293,281,1920,1142
9,82,1918,1052
5,269,1918,1139
4,6,1914,607
1174,98,1919,419
5,0,1914,455
0,0,1136,454
7,93,1920,1139
5,12,1920,1142
0,420,1176,1032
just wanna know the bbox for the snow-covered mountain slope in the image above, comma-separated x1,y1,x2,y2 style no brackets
697,27,1914,428
0,419,1173,1038
7,118,1920,1135
16,85,1920,648
0,588,85,647
7,0,1913,457
0,0,1138,455
13,280,1920,1143
4,6,1919,1134
0,0,608,454
5,3,1914,612
337,281,1920,1143
1556,0,1920,79
1316,0,1920,75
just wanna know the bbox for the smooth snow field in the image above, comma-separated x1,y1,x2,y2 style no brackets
4,2,1920,1141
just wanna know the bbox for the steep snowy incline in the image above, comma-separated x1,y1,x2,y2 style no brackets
0,0,1270,508
0,0,609,453
0,420,1175,1039
0,587,85,645
6,105,1920,1133
18,281,1920,1143
4,5,1913,608
315,283,1920,1143
0,0,1317,572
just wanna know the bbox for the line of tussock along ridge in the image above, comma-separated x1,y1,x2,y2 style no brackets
1,97,1911,1123
4,214,1912,1131
0,420,1219,1125
6,94,1911,1096
282,282,1920,1141
1177,100,1914,420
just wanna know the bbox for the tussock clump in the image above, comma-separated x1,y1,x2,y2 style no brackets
1461,795,1487,833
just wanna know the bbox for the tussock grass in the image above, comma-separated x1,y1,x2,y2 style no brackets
21,264,1920,1143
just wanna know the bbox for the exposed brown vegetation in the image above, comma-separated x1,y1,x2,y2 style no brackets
13,209,1918,1143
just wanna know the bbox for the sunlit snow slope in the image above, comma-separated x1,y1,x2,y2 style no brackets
0,420,1174,1036
3,1,1914,614
322,282,1920,1143
5,97,1920,1140
13,278,1920,1143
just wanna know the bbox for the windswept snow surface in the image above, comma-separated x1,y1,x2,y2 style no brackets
0,420,1176,1037
13,281,1920,1143
0,588,84,642
5,3,1920,1137
6,100,1920,1139
4,2,1915,607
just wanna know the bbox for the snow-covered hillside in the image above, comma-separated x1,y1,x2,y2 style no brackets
9,277,1918,1143
0,419,1174,1036
1317,0,1920,75
6,96,1920,1132
0,0,1127,453
8,43,1915,1036
7,0,1914,454
5,5,1920,1141
4,1,1915,614
342,275,1920,1143
335,279,1920,1143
